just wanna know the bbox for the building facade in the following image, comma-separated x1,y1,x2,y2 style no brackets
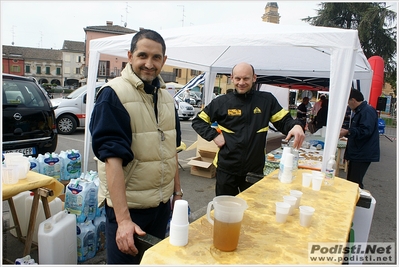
61,40,85,87
83,21,137,82
3,45,63,85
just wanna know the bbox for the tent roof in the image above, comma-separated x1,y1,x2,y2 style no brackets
84,19,373,179
89,20,371,80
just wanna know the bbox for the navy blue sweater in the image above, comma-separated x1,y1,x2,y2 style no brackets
344,101,380,162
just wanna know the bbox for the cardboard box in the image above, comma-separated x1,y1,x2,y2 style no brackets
187,150,217,178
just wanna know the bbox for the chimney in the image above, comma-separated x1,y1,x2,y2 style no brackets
106,21,113,26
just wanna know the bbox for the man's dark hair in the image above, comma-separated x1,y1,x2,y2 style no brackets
349,88,364,102
130,29,166,55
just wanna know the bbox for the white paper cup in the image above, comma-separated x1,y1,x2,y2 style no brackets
299,206,315,227
312,176,324,191
283,195,297,215
302,173,312,187
290,190,303,208
275,202,290,223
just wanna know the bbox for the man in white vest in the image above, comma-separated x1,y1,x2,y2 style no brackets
90,29,182,264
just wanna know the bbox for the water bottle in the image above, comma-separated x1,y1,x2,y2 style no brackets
28,156,40,173
324,155,336,186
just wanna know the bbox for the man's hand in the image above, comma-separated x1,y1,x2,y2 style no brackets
213,132,225,148
115,219,146,256
285,125,305,149
340,128,349,138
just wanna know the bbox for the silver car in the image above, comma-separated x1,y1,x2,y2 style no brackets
177,101,195,121
51,82,105,134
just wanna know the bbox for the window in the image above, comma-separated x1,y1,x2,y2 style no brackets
37,66,41,74
122,62,127,70
98,61,110,76
46,67,50,74
11,65,20,73
173,68,182,78
190,70,201,76
76,68,80,74
76,56,81,63
56,68,61,75
64,67,70,74
64,55,70,61
26,65,31,73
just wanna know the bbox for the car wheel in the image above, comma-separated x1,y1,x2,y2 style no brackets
57,114,77,135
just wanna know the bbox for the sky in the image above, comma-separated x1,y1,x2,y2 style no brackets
1,1,397,50
1,1,322,49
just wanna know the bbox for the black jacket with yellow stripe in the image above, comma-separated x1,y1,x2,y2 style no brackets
192,89,301,176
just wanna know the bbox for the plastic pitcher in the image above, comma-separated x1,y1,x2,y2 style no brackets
3,153,30,179
206,195,248,251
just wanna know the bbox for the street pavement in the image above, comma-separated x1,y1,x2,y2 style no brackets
2,127,397,264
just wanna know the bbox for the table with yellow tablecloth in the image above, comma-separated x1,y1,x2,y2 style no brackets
2,171,64,256
140,169,359,265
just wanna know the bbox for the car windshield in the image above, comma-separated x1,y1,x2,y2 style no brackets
64,83,105,99
3,80,45,107
65,84,88,99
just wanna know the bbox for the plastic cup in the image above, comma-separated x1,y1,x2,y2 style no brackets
312,171,325,178
275,202,290,223
312,176,324,191
299,206,315,227
290,190,303,208
171,199,189,225
302,173,312,187
2,166,19,184
283,196,297,215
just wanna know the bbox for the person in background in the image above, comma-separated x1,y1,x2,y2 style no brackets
192,62,305,196
296,97,309,131
311,94,326,119
342,105,352,129
183,89,191,103
314,97,329,132
89,29,182,264
339,89,380,189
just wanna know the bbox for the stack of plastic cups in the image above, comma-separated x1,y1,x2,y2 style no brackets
278,147,292,182
169,200,189,246
280,153,294,184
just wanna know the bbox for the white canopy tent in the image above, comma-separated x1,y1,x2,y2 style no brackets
84,20,372,175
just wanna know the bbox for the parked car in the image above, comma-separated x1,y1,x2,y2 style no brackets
2,73,58,156
177,100,195,121
189,91,202,107
51,82,105,135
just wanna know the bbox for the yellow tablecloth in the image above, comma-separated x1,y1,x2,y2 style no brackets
140,169,359,265
2,171,64,201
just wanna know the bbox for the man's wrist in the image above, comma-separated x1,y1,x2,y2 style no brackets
173,189,183,197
